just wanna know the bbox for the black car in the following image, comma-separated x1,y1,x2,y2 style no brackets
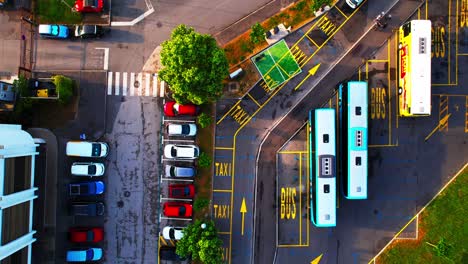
159,247,187,261
74,25,107,38
70,202,105,216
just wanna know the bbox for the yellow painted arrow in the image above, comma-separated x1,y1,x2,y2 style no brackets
294,63,321,90
311,254,323,264
308,63,321,75
240,198,247,235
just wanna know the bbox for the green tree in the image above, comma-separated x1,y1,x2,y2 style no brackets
52,75,74,105
198,152,212,168
160,25,229,105
13,75,30,97
250,22,266,44
197,112,213,128
176,220,223,263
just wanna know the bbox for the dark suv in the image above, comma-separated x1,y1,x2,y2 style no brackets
70,202,105,216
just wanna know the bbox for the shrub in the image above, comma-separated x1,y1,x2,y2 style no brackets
194,198,210,211
198,152,212,168
311,0,332,11
13,75,30,97
197,112,213,128
52,75,74,105
240,39,253,53
250,23,266,44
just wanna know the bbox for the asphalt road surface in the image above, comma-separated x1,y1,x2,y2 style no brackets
212,0,468,263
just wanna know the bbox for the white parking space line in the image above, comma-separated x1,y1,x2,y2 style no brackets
107,72,113,95
145,73,150,96
122,72,128,96
162,139,196,143
160,197,193,202
162,119,196,123
153,74,158,97
160,178,194,182
137,73,143,96
130,72,135,96
115,72,120,96
159,216,192,221
160,80,165,97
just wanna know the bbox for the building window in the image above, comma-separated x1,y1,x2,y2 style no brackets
323,134,329,143
355,157,362,166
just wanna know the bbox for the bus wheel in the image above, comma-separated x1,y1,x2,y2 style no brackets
398,87,403,94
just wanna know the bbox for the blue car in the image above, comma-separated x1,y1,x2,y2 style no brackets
38,24,69,39
69,181,105,196
66,247,102,262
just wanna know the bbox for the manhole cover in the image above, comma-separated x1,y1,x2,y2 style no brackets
117,201,124,208
134,81,140,88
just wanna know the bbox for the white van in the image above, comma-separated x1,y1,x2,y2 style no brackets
66,141,109,158
71,162,105,176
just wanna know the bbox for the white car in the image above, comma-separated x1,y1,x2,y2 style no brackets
162,226,184,240
66,141,109,158
167,123,197,137
164,144,199,159
346,0,364,8
71,162,105,176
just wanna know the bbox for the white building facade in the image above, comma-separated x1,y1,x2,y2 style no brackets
0,124,38,264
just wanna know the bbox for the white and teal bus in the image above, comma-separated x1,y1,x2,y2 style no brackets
339,81,368,200
309,108,336,227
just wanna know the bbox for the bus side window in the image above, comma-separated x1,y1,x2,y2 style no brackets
355,106,362,116
355,157,362,166
323,134,329,143
324,184,330,193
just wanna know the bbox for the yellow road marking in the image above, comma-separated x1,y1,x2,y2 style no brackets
299,153,302,244
278,150,308,154
466,96,468,132
214,189,233,193
294,64,321,91
246,93,261,107
388,40,392,145
424,113,451,141
159,236,167,246
335,6,348,18
311,254,323,264
217,100,241,125
224,2,367,262
240,198,247,235
368,144,398,148
277,244,310,248
306,34,321,48
218,231,231,235
215,147,234,150
439,96,449,131
425,0,428,19
367,59,389,63
394,33,399,128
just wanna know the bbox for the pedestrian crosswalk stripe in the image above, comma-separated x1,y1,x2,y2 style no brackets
130,72,135,96
107,71,165,97
115,72,120,96
145,73,150,96
122,72,127,96
107,72,113,95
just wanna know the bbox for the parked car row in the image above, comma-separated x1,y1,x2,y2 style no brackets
65,141,108,262
39,24,109,39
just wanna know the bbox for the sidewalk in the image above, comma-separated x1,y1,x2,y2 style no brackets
27,128,58,264
213,0,295,46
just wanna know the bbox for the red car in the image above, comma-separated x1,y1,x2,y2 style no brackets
169,184,195,199
74,0,103,13
69,227,104,243
163,202,192,218
163,101,199,117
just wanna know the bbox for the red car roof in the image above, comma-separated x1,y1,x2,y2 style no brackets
69,227,104,243
169,184,195,198
163,202,192,217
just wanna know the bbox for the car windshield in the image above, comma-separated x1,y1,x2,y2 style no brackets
173,104,179,115
184,186,190,195
86,249,94,260
51,25,59,36
171,188,183,197
92,143,101,156
169,229,175,239
88,165,97,175
86,230,95,241
178,206,186,216
85,0,97,7
181,125,190,134
171,147,177,157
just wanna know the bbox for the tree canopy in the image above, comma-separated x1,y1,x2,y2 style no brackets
159,25,229,105
250,22,266,44
175,220,223,264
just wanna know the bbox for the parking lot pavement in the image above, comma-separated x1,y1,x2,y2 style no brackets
102,96,162,263
0,9,21,78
